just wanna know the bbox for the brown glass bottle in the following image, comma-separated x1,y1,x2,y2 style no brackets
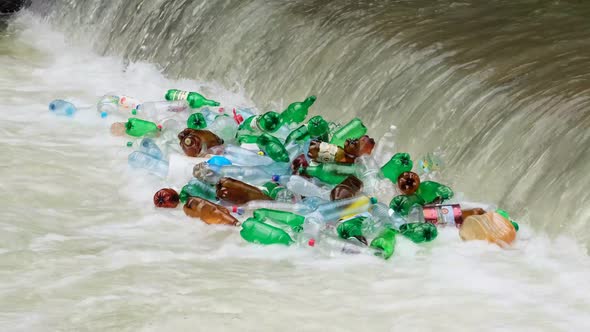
183,197,239,226
216,177,272,205
178,128,224,157
153,188,180,208
330,175,364,201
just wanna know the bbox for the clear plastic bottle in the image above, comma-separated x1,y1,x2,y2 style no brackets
309,196,378,223
310,231,382,257
275,175,331,200
207,115,238,144
216,145,275,166
368,202,408,230
48,99,82,117
128,151,169,178
227,200,313,216
354,155,384,196
134,100,189,121
126,138,163,160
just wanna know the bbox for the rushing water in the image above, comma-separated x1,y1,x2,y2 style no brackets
1,2,589,331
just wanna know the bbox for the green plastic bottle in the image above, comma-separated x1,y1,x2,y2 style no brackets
165,89,220,108
307,115,329,138
240,111,283,133
285,125,310,145
415,181,454,204
369,227,397,260
253,208,305,232
496,209,520,231
303,163,358,185
237,134,260,144
399,222,438,243
381,153,413,183
257,133,289,162
179,179,217,203
187,112,208,129
280,96,316,124
329,118,367,147
125,118,159,137
389,194,425,216
337,216,367,242
240,218,294,246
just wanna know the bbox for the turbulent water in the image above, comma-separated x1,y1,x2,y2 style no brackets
1,1,589,331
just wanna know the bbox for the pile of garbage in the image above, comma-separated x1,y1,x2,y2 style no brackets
49,89,520,259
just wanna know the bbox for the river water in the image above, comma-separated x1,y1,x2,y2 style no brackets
1,2,589,331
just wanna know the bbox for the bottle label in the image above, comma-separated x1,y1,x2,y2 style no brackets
171,90,190,101
318,142,338,163
423,204,462,227
250,116,260,131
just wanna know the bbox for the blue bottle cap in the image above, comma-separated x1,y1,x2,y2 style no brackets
272,175,280,182
100,111,108,118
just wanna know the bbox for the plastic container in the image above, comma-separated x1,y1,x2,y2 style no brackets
459,212,516,247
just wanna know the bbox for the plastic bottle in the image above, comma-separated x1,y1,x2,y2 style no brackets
167,153,208,186
275,175,332,200
153,188,180,208
307,140,354,164
381,153,413,184
330,175,364,201
397,171,421,195
459,212,516,246
178,128,224,157
239,111,283,133
187,112,208,129
134,100,189,121
206,156,232,172
179,178,217,203
307,115,330,139
240,218,294,245
48,99,78,117
213,165,279,185
253,208,305,232
128,151,169,178
285,125,310,145
229,200,313,216
213,145,274,166
310,196,378,223
183,197,239,225
257,133,289,162
369,227,397,259
126,138,163,160
389,194,425,216
123,118,160,137
368,202,408,230
207,115,238,144
97,95,120,118
354,155,384,196
216,177,272,204
329,118,367,148
165,89,220,108
336,215,368,244
311,231,382,257
373,125,397,164
415,181,454,204
302,163,358,185
280,96,316,124
399,222,438,243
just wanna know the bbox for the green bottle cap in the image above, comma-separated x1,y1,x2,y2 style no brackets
126,141,133,147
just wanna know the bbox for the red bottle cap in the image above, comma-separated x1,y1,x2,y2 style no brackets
308,238,315,247
233,108,244,124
